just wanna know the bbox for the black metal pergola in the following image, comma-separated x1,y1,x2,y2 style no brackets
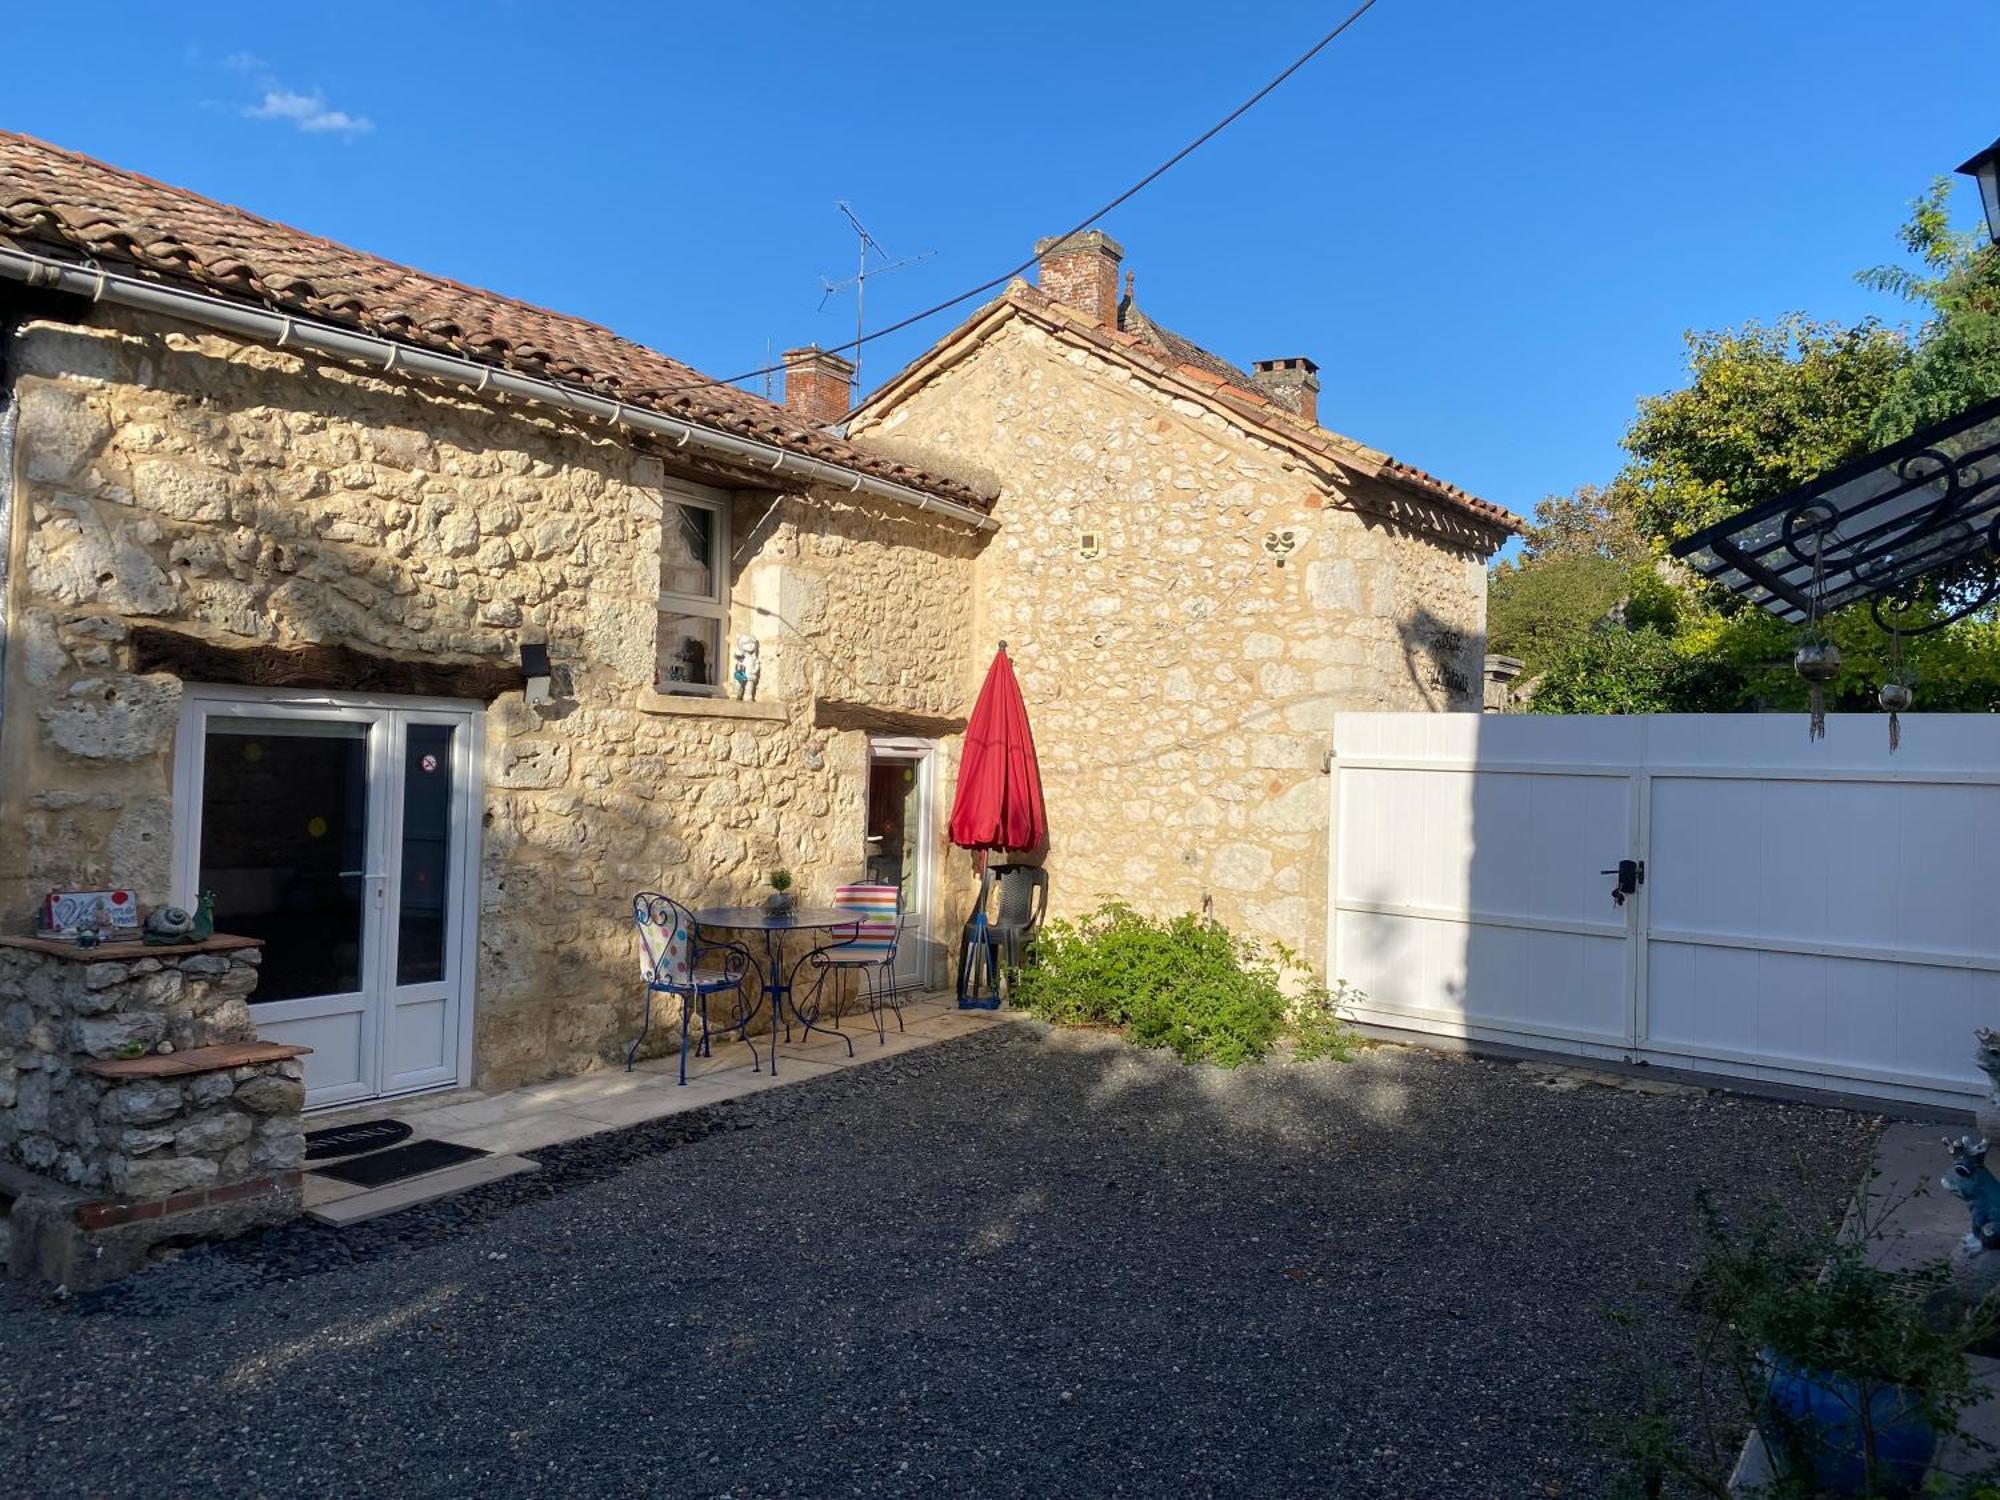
1670,391,2000,631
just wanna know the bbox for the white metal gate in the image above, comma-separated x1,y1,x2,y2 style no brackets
1328,713,2000,1109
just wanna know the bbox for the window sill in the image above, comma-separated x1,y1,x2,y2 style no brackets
633,688,787,723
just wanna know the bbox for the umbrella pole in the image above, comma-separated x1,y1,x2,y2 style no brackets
958,848,1000,1011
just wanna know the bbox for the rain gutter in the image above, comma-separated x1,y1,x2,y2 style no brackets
0,245,999,532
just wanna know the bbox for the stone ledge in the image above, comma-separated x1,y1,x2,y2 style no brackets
0,932,262,963
633,688,787,723
83,1040,313,1079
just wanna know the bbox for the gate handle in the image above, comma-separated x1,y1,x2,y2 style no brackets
1600,859,1644,902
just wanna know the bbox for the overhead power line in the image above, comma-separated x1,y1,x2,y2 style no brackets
676,0,1387,398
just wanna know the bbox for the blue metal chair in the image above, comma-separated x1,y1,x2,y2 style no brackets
628,892,758,1084
799,881,904,1044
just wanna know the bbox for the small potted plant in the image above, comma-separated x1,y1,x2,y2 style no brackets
764,868,795,915
1689,1192,1995,1497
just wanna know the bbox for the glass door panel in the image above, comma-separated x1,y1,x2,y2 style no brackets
396,723,455,986
199,718,370,1005
865,743,934,991
865,758,919,897
380,717,465,1095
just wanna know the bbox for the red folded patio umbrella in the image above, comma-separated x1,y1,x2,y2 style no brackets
949,642,1046,857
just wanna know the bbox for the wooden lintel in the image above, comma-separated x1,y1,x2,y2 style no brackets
131,627,522,702
813,699,967,739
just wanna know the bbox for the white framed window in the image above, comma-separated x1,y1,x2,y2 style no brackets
657,485,731,695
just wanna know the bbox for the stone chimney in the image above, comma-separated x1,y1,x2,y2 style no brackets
1034,230,1124,331
1251,357,1321,425
781,345,855,426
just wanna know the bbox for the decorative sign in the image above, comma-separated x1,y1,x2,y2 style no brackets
420,753,439,774
41,888,139,938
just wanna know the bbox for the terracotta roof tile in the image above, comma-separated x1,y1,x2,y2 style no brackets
1118,296,1259,389
0,131,990,512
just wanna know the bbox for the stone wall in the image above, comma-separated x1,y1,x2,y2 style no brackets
0,936,300,1197
1,308,985,1092
852,315,1495,965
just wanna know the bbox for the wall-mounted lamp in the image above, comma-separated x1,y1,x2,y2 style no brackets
520,641,553,706
1957,138,2000,248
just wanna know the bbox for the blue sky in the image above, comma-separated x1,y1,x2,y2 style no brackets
5,1,1998,527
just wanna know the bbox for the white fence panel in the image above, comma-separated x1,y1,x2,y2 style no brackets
1330,713,2000,1109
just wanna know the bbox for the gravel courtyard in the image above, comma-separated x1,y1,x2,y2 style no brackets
1,1023,1877,1498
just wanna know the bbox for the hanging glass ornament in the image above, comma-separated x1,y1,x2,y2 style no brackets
1794,636,1841,741
1879,623,1912,752
1787,498,1842,742
1879,678,1913,751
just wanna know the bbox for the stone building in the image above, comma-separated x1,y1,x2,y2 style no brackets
0,132,1515,1158
0,132,993,1119
850,231,1519,954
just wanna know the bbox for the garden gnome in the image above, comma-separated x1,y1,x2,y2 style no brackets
1942,1135,2000,1304
732,635,761,702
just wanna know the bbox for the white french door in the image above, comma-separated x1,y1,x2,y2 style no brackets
172,689,482,1108
865,738,937,991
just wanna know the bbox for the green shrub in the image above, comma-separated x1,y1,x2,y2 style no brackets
1013,904,1359,1068
1289,977,1363,1062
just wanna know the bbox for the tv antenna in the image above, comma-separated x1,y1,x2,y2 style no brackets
818,201,933,400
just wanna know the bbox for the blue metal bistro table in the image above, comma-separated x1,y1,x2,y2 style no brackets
690,906,860,1076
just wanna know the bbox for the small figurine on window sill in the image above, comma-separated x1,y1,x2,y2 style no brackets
732,635,761,701
667,636,709,687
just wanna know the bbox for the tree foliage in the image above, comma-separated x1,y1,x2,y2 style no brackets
1618,316,1908,545
1496,178,2000,717
1520,482,1646,563
1487,552,1626,674
1864,178,2000,444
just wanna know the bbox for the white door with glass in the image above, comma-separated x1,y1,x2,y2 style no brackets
865,739,936,991
173,690,482,1108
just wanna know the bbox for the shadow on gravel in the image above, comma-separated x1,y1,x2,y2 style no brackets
0,1022,1880,1500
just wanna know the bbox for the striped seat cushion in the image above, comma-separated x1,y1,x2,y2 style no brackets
830,883,899,964
824,941,895,963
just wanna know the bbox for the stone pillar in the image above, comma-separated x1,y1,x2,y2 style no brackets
1483,654,1525,712
0,934,308,1288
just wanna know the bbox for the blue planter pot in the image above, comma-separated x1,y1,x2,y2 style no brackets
1760,1356,1937,1497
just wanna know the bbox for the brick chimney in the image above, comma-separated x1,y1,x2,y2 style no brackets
1251,357,1321,425
1034,230,1124,331
782,345,855,426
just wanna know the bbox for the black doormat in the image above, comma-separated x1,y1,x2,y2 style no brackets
304,1118,414,1162
310,1139,488,1188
